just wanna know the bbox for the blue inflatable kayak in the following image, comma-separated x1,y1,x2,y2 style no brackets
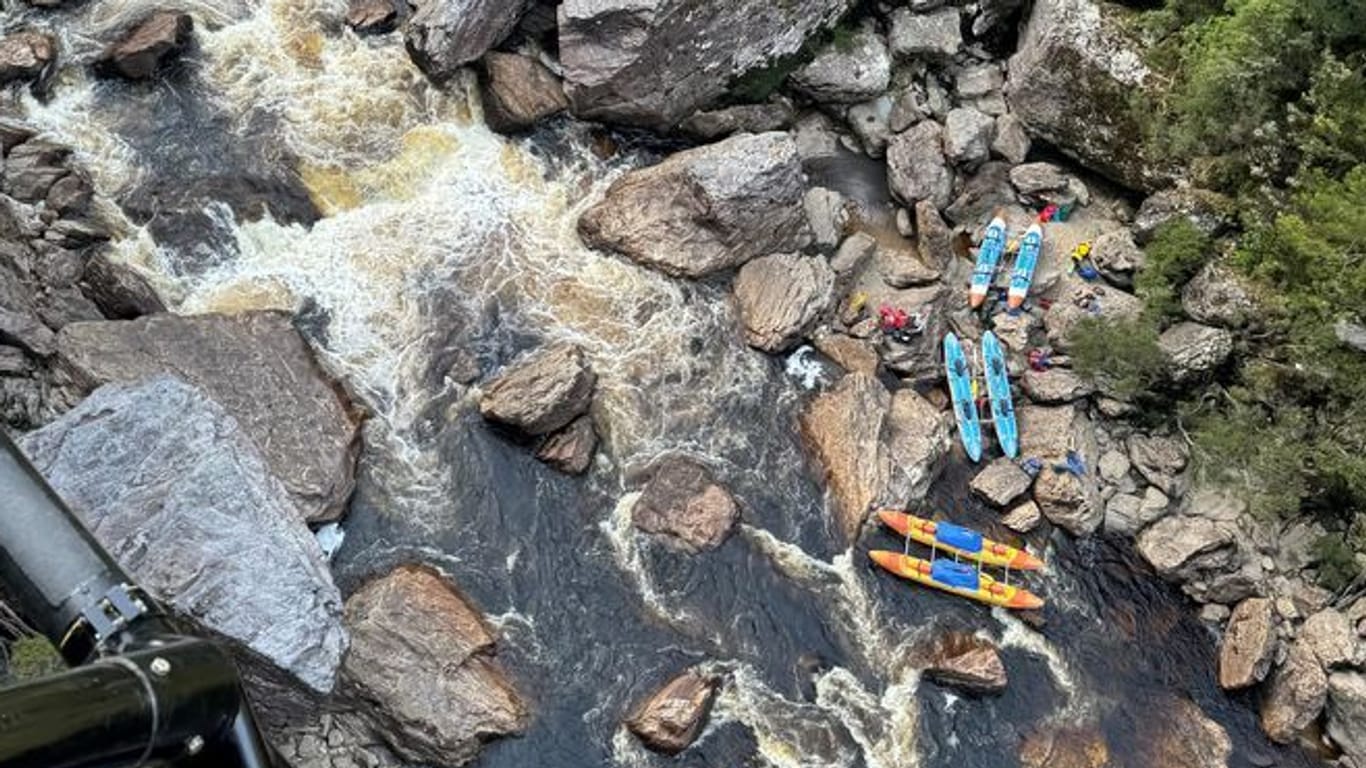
1007,224,1043,309
981,331,1019,458
943,333,983,462
970,217,1007,309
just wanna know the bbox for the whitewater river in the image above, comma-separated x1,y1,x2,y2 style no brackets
14,1,1320,766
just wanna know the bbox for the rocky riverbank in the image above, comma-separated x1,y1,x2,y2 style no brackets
2,0,1363,766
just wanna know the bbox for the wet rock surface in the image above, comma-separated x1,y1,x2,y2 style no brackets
479,342,595,436
535,415,598,475
631,457,740,552
56,312,361,523
887,119,954,210
0,30,56,86
626,669,719,755
96,11,194,80
20,376,347,693
579,132,810,278
343,565,529,765
1159,321,1234,383
480,52,568,133
734,253,835,352
405,0,526,80
921,632,1007,694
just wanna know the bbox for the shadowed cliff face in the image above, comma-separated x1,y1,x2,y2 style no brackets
6,1,1328,766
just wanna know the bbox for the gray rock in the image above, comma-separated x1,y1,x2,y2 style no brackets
405,0,526,80
632,458,739,552
888,8,962,59
95,11,194,80
832,231,877,275
943,107,995,166
799,374,950,542
805,187,850,252
1200,602,1231,624
0,306,56,357
1020,368,1093,404
0,30,56,86
972,0,1026,38
914,199,953,270
627,670,719,755
344,565,528,764
848,96,894,157
1104,488,1168,536
1017,404,1102,536
1301,609,1354,669
480,52,568,133
1261,641,1328,744
57,312,361,523
887,120,954,210
1008,162,1069,195
1159,322,1234,384
1327,672,1366,764
734,253,835,352
1127,434,1188,495
1002,500,1041,533
559,0,850,129
679,99,796,140
1137,515,1234,580
579,132,810,278
970,458,1032,507
535,416,598,475
1005,0,1173,191
1034,468,1102,535
346,0,398,34
479,342,596,435
943,161,1015,226
20,376,347,693
1219,597,1276,690
956,64,1004,99
1098,449,1130,483
1133,187,1235,244
80,254,167,320
991,113,1031,164
2,139,70,203
790,28,891,104
878,245,942,288
1182,262,1258,328
1091,230,1144,289
1185,487,1247,522
1043,286,1144,350
0,346,29,376
812,332,879,375
1335,321,1366,355
921,632,1007,695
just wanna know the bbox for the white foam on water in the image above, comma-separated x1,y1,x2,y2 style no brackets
312,522,345,562
785,345,825,391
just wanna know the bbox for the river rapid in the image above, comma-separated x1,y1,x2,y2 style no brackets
11,2,1322,766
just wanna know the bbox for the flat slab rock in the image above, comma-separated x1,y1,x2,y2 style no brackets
733,253,834,352
971,458,1032,507
579,132,811,278
479,342,596,435
631,458,739,552
344,564,529,765
1218,597,1276,690
627,669,719,755
57,311,361,524
20,375,347,693
919,631,1007,694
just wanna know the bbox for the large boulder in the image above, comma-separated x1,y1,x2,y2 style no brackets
1019,726,1109,768
631,458,740,552
1043,287,1144,350
1261,641,1328,744
1158,322,1234,384
921,632,1007,695
970,458,1032,507
2,138,72,203
1142,696,1232,768
1103,487,1169,536
1301,609,1354,669
1004,0,1172,191
1218,597,1276,690
579,132,810,278
1020,368,1093,404
733,253,835,352
480,52,569,133
1136,515,1235,580
20,376,347,693
799,374,950,542
789,27,891,104
944,107,996,166
626,669,719,755
343,565,529,765
479,342,596,436
887,120,954,210
1181,262,1258,329
535,416,598,475
95,11,194,80
0,30,56,86
405,0,526,80
56,312,361,524
1126,434,1188,495
1327,672,1366,764
346,0,398,34
1091,230,1145,289
1133,187,1236,244
558,0,850,128
1018,404,1101,534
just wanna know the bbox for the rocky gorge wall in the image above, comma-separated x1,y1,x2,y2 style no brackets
1,0,1364,767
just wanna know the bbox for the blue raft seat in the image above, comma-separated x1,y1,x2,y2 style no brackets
931,560,981,591
934,521,984,553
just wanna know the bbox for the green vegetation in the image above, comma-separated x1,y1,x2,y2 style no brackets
1070,315,1166,401
1114,0,1366,589
4,636,64,684
1135,219,1213,322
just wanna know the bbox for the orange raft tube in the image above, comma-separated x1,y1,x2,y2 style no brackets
869,551,1045,610
876,509,1044,571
